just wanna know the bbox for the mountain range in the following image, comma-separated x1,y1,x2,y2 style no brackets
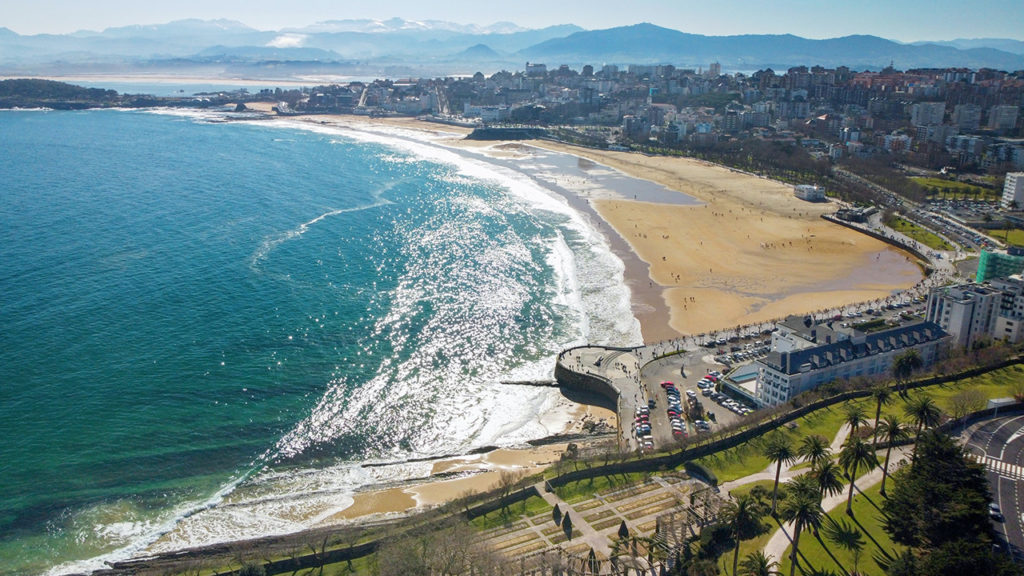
1,19,1022,79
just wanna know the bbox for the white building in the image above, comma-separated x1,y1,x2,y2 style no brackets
927,276,1024,346
754,316,947,407
1003,172,1024,210
794,184,825,201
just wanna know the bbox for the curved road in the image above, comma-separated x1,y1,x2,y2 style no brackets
964,413,1024,562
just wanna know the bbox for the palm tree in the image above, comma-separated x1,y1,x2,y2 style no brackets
869,384,894,446
877,415,910,496
721,494,768,576
903,395,942,460
797,434,831,469
779,489,824,576
892,349,923,392
811,460,845,499
739,550,779,576
787,472,821,502
838,436,879,515
843,403,869,437
762,433,796,514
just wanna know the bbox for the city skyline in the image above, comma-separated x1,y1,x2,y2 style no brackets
3,0,1024,42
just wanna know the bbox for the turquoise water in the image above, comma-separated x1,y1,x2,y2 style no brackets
0,109,640,575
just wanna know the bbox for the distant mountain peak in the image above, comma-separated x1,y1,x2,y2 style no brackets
457,43,502,60
295,18,529,35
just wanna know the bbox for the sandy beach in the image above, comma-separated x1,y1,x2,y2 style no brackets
251,108,921,342
315,403,613,525
220,107,921,525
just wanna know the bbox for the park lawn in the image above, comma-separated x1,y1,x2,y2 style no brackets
920,363,1024,415
552,472,650,504
778,483,903,576
887,216,954,251
697,398,867,483
912,177,996,201
299,554,374,575
471,495,552,530
991,227,1024,247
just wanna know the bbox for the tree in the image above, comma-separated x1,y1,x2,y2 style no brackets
553,503,562,526
797,434,831,469
903,395,942,460
838,436,878,515
497,470,523,515
618,519,630,540
843,403,869,437
778,489,824,576
892,349,923,391
949,388,986,425
562,512,573,541
739,551,779,576
869,384,894,446
721,494,769,576
811,460,846,499
762,433,796,513
883,430,1005,575
877,415,910,496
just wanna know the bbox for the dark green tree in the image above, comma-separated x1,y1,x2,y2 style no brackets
721,493,769,576
778,489,824,576
797,434,831,469
870,384,894,446
877,415,910,496
762,433,796,514
903,395,942,461
838,436,878,515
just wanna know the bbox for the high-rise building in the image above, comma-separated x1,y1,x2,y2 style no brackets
953,104,982,131
1002,172,1024,210
988,105,1019,132
911,101,945,126
977,247,1024,281
926,276,1024,346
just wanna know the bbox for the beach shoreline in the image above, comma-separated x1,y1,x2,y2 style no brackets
256,108,922,343
179,106,921,529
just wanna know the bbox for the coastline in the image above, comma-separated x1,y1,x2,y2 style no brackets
259,107,921,342
167,106,920,531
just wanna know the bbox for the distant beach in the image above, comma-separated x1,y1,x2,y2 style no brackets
254,105,922,344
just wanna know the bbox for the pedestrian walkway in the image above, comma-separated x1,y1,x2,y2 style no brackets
970,454,1024,481
761,444,912,567
533,481,613,557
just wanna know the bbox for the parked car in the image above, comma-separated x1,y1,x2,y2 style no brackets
990,502,1004,521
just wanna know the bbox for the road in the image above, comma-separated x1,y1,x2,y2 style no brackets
964,413,1024,562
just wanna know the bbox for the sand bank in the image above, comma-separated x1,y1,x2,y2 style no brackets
527,142,922,338
317,402,613,525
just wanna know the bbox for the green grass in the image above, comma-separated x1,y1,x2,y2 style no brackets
887,216,955,251
912,177,996,201
777,483,903,576
470,495,552,530
991,227,1024,247
696,398,871,483
552,472,649,504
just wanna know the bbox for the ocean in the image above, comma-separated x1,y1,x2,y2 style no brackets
0,108,641,575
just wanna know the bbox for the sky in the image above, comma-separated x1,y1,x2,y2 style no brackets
2,0,1023,41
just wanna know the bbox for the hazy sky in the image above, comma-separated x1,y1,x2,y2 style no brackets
3,0,1023,41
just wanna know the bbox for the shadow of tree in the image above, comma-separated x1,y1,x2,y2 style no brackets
824,518,864,576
